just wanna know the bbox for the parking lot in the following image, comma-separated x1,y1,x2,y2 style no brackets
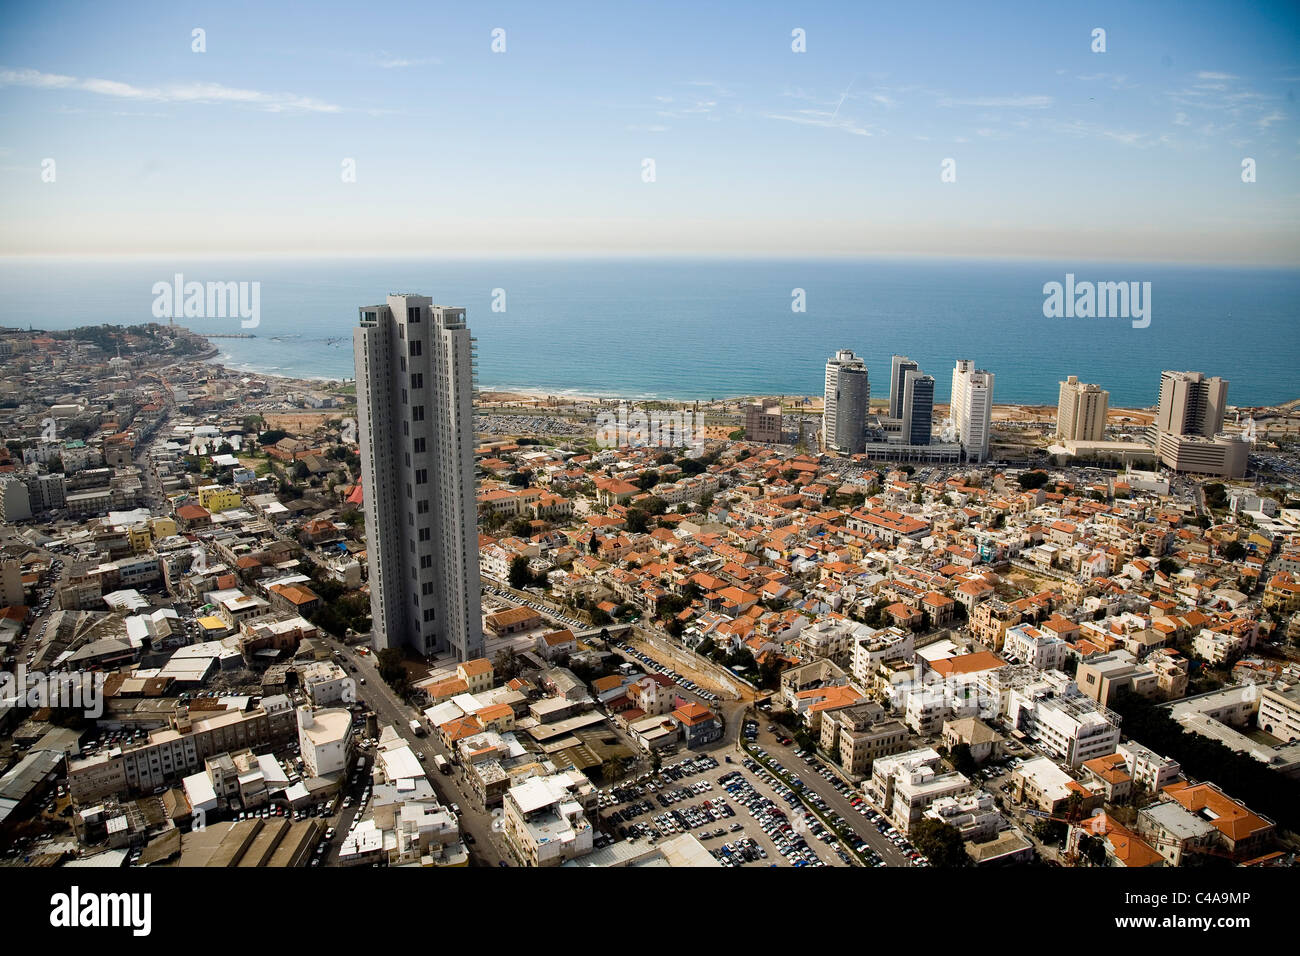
594,753,851,867
746,727,924,867
605,635,722,704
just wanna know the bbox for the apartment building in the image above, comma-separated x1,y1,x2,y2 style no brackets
823,349,868,455
1056,376,1109,442
503,770,596,867
1076,650,1158,706
818,701,909,777
354,294,482,660
1001,623,1068,671
867,747,973,835
950,359,994,462
1004,679,1122,767
1116,741,1182,792
68,700,296,801
1258,682,1300,742
743,403,783,443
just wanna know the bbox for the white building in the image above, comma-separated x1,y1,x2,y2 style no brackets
297,705,352,778
950,359,994,463
355,294,483,661
1001,623,1068,671
867,747,973,835
923,791,1002,842
503,770,595,867
1116,741,1182,792
1004,678,1121,768
299,661,352,707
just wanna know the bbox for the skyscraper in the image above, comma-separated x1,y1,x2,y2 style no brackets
951,359,994,462
823,349,868,455
354,294,483,661
900,370,935,446
1155,371,1228,439
1152,371,1243,477
1056,376,1110,442
889,355,919,420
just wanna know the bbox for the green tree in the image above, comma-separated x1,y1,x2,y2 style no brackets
1017,471,1049,490
910,819,968,868
508,555,532,590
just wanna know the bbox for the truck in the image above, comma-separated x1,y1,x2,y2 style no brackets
433,754,450,775
409,719,426,737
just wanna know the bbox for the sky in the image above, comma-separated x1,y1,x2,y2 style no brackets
1,0,1298,263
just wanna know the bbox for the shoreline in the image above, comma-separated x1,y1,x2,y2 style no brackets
199,353,1166,424
194,337,1292,421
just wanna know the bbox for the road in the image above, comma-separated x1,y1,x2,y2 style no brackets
325,635,514,867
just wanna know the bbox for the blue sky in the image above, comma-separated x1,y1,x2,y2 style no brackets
1,0,1297,262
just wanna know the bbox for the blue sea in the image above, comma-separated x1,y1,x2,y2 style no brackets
0,257,1296,408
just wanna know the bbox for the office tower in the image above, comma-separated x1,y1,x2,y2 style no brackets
354,294,483,661
1156,371,1228,439
1153,371,1242,477
889,355,919,420
1056,376,1110,442
900,370,935,445
743,402,784,443
823,349,869,455
951,359,994,462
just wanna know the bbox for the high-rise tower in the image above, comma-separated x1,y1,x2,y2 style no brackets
354,294,483,660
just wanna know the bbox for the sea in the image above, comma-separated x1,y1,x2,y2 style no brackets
0,256,1296,408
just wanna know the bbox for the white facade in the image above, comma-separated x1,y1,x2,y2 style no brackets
1004,680,1121,768
503,771,595,867
297,705,351,778
1001,623,1068,671
355,294,483,661
950,359,994,462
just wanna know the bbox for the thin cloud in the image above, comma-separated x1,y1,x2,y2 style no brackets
763,109,878,136
938,95,1052,109
375,52,441,69
0,66,342,113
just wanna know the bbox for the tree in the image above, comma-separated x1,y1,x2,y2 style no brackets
376,648,410,696
1157,557,1180,577
1221,540,1246,562
1077,834,1109,867
1017,471,1049,490
910,819,968,867
1033,818,1067,845
642,495,667,516
638,470,660,490
948,743,976,774
625,509,650,534
508,555,532,590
